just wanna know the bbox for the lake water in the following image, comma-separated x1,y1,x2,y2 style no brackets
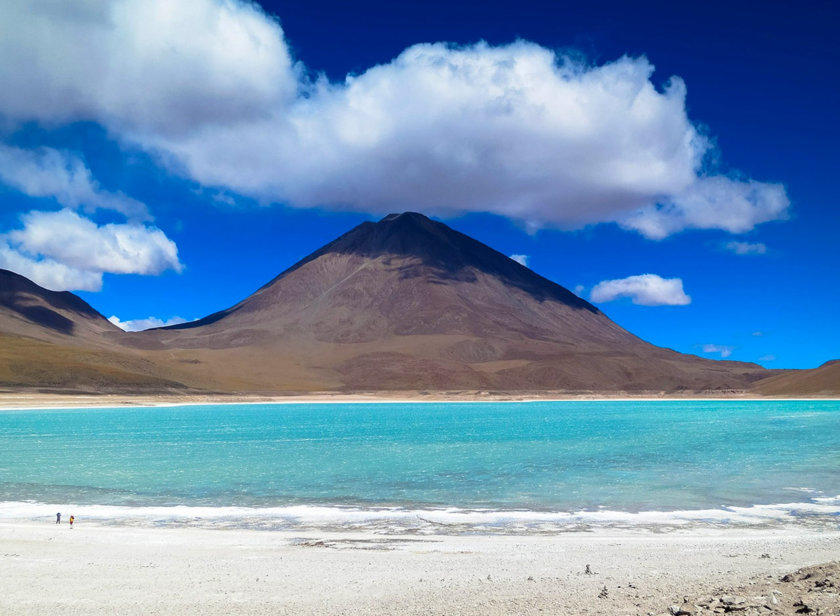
1,400,839,533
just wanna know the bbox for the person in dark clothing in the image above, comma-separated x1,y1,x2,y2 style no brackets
56,512,61,524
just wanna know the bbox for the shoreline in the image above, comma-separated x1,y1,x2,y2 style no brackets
4,498,840,535
1,391,838,411
2,520,838,615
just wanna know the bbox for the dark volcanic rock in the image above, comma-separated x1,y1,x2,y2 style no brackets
666,562,840,615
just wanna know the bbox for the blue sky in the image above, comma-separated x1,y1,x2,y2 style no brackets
0,0,837,369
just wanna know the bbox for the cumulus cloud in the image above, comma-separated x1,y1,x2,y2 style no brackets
0,0,295,137
0,145,149,220
0,0,789,238
725,240,768,255
158,46,705,221
0,209,182,291
620,177,788,239
590,274,691,306
702,344,734,358
509,254,529,267
10,209,181,275
0,240,101,291
108,315,188,332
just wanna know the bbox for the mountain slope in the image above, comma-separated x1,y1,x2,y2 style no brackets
0,216,781,394
138,213,768,392
0,269,193,392
0,269,120,344
159,212,632,346
752,360,840,396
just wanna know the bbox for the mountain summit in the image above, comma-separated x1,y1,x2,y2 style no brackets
156,212,631,348
275,212,596,309
142,213,765,392
168,211,601,334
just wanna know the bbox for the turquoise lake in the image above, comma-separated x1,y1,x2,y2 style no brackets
1,400,839,532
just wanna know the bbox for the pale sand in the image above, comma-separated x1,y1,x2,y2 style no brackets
1,521,839,615
3,390,834,411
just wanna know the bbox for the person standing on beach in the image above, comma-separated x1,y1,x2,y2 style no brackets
56,512,60,524
69,515,74,528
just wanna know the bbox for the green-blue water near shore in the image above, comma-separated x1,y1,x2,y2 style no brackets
1,400,839,532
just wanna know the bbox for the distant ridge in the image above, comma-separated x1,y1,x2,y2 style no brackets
3,215,829,395
753,359,840,396
0,269,189,392
0,269,117,339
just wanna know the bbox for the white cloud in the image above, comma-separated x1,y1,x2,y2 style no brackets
620,177,788,239
758,354,776,362
724,240,767,255
0,0,295,137
158,46,707,224
0,209,182,291
590,274,691,306
509,254,529,267
0,1,789,238
0,240,102,291
9,209,181,275
108,315,188,332
0,144,149,220
702,344,734,358
573,284,586,297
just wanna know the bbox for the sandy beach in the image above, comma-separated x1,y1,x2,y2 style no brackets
2,390,832,412
0,521,838,615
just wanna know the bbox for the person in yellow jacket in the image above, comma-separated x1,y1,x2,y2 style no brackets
69,515,74,528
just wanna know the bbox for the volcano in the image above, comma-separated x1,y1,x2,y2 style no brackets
133,212,769,392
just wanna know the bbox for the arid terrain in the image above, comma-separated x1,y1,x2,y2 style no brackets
1,522,838,616
0,213,835,397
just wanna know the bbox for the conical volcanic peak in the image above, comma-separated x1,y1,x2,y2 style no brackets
136,208,772,393
0,242,781,394
273,212,597,312
162,212,600,334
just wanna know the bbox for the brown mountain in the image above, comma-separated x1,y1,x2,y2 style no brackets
0,268,120,343
0,269,191,392
752,360,840,396
7,213,822,395
133,212,770,393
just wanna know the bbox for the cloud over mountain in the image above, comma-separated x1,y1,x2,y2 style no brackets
702,344,735,358
0,209,181,291
0,145,150,220
0,0,788,239
108,315,188,332
590,274,691,306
